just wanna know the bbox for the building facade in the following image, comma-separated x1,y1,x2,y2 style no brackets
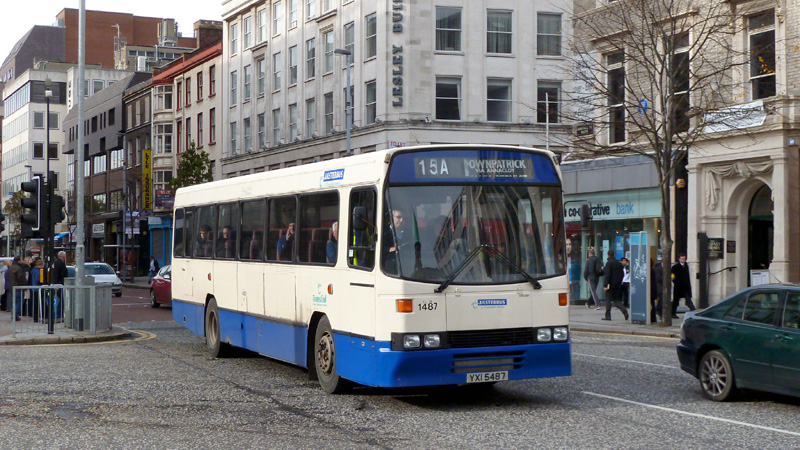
220,0,573,176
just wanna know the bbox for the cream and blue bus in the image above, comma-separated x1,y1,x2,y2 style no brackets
172,144,571,393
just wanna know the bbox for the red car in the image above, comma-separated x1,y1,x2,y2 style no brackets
149,265,172,308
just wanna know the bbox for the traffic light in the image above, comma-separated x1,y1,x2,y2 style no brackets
50,193,66,226
21,176,43,239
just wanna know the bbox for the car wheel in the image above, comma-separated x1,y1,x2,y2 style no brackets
314,316,350,394
699,350,737,402
205,298,231,358
149,290,160,308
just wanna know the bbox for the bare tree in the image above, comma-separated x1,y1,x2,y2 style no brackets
566,0,765,325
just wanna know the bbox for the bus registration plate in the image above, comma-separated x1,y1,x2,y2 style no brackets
466,371,508,383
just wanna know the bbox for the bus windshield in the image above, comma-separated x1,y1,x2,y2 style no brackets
382,184,566,285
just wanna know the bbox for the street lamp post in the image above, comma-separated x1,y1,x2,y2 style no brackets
333,48,352,156
45,80,55,334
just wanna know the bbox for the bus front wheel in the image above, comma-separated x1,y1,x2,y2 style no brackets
314,316,350,394
205,298,231,358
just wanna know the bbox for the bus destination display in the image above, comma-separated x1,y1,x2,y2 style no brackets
414,156,534,179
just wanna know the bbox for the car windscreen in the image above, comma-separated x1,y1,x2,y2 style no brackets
85,264,115,275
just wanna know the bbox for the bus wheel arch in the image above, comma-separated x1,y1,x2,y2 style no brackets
307,312,326,380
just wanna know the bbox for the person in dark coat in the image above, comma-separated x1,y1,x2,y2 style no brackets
51,251,69,320
671,254,696,318
602,250,629,321
651,259,664,322
8,256,28,321
582,250,603,309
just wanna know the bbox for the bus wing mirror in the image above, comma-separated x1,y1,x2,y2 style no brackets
352,206,368,231
580,204,592,228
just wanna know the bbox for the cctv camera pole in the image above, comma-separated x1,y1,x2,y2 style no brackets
76,0,87,286
46,81,54,334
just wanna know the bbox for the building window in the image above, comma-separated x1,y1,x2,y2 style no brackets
273,53,282,90
435,77,461,120
306,38,316,80
177,120,182,152
749,10,776,99
306,98,316,137
110,149,124,170
197,72,203,101
307,0,316,19
156,124,173,154
230,121,238,154
487,10,512,54
209,108,216,143
258,113,266,149
272,108,282,144
176,81,182,109
537,13,562,56
186,117,192,149
48,143,58,160
185,77,191,106
230,70,238,105
289,46,298,85
33,142,44,159
487,79,512,122
209,65,216,96
324,31,334,73
365,80,376,124
33,112,44,129
436,7,461,51
537,81,560,123
197,113,204,146
244,16,252,48
289,0,298,27
244,117,252,152
344,22,355,63
257,58,266,95
230,23,239,54
323,0,333,12
365,14,377,59
258,9,267,42
289,103,298,141
273,1,283,35
607,51,626,144
672,33,690,133
93,154,107,174
324,93,334,133
244,65,252,101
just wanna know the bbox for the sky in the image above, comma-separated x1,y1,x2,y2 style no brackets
1,1,223,64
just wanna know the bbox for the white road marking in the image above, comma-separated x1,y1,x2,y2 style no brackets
574,352,678,370
114,303,149,306
582,391,800,438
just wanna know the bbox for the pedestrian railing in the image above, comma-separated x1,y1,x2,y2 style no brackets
8,283,113,338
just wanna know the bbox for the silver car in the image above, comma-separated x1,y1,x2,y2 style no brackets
84,263,123,297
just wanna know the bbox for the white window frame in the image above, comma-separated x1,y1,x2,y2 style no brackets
537,13,562,56
243,64,252,101
289,103,299,141
230,121,238,154
273,1,283,36
258,9,267,42
487,78,512,122
289,46,298,85
323,31,334,73
306,98,316,137
435,77,461,120
272,108,282,144
365,80,377,124
230,23,239,55
230,70,238,106
244,117,252,152
243,16,252,48
365,14,377,59
306,38,316,80
487,10,512,54
273,52,282,91
289,0,298,28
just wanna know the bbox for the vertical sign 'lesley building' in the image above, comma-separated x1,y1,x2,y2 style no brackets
392,0,404,107
143,148,152,210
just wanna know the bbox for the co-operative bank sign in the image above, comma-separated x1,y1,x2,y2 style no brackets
564,189,661,222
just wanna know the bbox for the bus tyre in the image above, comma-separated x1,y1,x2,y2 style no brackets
314,316,350,394
205,298,231,358
149,291,160,308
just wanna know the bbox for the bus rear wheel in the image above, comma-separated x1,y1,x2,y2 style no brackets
314,316,350,394
205,298,231,358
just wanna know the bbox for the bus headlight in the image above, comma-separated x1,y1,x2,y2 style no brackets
537,328,552,342
424,334,441,348
553,327,569,341
403,335,421,349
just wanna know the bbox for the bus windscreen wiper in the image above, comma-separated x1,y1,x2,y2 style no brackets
485,246,542,290
434,245,487,293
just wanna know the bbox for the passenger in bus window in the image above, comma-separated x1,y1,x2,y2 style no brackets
217,226,234,258
277,223,295,261
249,228,263,260
382,208,408,273
196,225,213,257
327,222,338,264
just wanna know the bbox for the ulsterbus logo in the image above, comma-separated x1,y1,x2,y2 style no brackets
473,299,508,309
320,169,345,187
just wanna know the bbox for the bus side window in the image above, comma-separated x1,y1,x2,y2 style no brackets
184,210,195,258
348,188,376,269
174,209,184,257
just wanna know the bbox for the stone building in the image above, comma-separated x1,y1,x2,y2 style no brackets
220,0,574,176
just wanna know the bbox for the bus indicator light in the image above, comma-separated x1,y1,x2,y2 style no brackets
396,299,413,313
558,293,568,306
328,284,334,295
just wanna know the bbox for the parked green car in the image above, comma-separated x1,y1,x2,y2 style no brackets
677,285,800,401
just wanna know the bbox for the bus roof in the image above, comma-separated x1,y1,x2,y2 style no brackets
174,144,558,208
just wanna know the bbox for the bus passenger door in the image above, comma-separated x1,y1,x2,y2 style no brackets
176,210,194,300
346,188,378,339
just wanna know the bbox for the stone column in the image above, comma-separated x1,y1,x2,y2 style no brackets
770,154,788,284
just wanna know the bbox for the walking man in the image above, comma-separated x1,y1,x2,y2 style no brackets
51,251,69,319
602,250,629,321
671,254,696,318
582,250,603,309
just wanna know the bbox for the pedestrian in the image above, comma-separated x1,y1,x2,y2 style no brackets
602,250,629,321
148,256,160,284
21,257,33,317
621,257,631,307
0,260,9,311
30,258,45,322
582,250,603,309
326,222,338,264
51,251,69,320
671,254,696,318
8,256,28,321
651,259,663,323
